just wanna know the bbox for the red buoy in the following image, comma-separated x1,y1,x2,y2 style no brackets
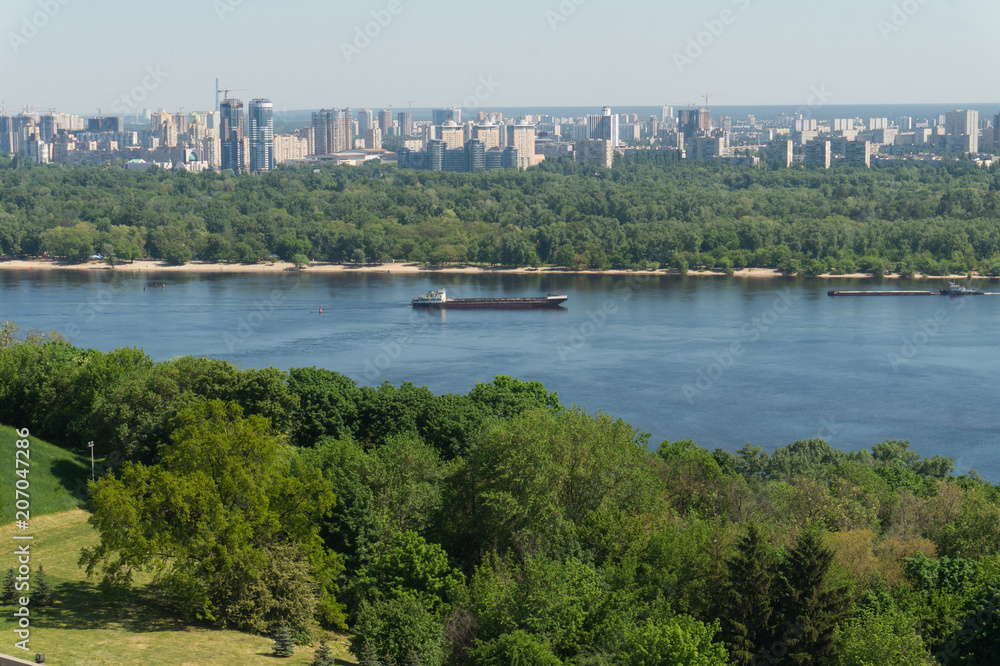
319,306,323,314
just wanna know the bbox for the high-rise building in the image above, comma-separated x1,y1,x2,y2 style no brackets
944,109,979,153
678,109,711,139
661,105,674,123
439,121,464,150
397,111,412,136
39,115,58,142
505,121,536,170
472,123,501,150
248,99,274,173
312,109,349,155
588,107,619,147
358,109,374,135
766,139,793,169
804,139,832,168
365,126,382,150
432,107,461,126
220,98,245,173
378,109,392,134
845,140,871,167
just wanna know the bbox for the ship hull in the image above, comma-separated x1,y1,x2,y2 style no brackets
412,296,567,309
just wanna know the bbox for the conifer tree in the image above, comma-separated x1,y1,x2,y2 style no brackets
404,650,422,666
721,523,776,665
272,623,296,658
1,567,15,604
775,528,852,665
312,639,336,666
357,641,383,666
34,565,53,607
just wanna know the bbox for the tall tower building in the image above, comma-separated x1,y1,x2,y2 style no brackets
588,106,619,147
248,99,274,173
312,109,349,155
432,107,461,126
220,98,245,174
472,123,501,150
944,109,980,153
358,109,374,135
378,109,392,134
505,120,536,170
397,111,412,136
678,109,711,138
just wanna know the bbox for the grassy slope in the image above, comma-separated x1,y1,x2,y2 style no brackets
0,425,89,524
0,427,355,665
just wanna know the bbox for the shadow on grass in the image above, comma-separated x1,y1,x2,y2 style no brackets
49,458,91,505
36,581,186,633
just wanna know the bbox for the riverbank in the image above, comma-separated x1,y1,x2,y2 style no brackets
0,258,992,281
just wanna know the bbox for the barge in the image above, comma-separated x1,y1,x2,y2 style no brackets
411,289,568,309
828,282,988,297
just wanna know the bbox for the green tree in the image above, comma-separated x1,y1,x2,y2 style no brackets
467,376,560,418
774,529,852,664
831,610,930,666
312,639,336,666
80,400,342,632
721,523,776,665
1,567,15,604
349,595,446,666
33,565,53,607
272,623,296,657
357,641,384,666
619,615,729,666
469,630,562,666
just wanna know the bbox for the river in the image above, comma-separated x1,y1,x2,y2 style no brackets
2,269,997,479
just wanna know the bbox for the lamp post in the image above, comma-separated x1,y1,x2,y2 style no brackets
88,441,94,481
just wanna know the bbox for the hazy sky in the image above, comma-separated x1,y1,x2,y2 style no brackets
1,0,995,116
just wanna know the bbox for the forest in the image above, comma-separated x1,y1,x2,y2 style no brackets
2,321,999,665
5,153,1000,277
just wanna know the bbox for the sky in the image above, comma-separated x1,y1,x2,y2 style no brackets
0,0,996,117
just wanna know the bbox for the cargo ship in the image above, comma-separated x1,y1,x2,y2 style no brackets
411,289,568,309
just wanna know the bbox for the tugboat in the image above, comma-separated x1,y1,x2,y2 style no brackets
411,289,568,309
940,282,985,296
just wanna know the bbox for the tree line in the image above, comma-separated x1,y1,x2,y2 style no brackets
5,154,1000,276
2,321,1000,664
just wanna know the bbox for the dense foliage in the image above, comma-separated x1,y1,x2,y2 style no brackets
3,324,1000,664
5,154,1000,276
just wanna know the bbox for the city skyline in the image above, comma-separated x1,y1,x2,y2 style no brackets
1,0,998,114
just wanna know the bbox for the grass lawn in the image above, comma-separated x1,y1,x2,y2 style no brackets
0,425,89,523
0,427,356,665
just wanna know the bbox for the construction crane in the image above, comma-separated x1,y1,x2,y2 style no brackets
217,88,249,102
702,93,722,110
407,100,415,111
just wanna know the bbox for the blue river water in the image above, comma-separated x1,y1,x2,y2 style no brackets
1,269,998,479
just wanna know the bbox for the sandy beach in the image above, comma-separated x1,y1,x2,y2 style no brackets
0,258,989,281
